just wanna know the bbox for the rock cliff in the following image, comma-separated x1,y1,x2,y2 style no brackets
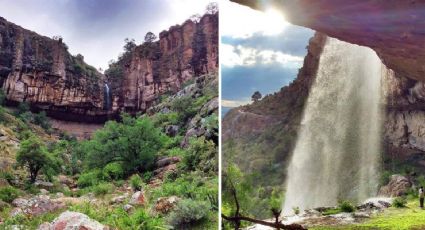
0,12,218,122
0,17,105,122
106,13,218,115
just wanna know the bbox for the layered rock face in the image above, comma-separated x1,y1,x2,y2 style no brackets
0,17,105,122
110,13,218,114
0,12,218,122
232,0,425,82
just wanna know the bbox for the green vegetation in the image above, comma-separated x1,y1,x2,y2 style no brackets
0,37,218,229
129,174,143,191
312,199,425,230
16,135,58,183
392,197,407,208
167,199,210,228
0,186,21,203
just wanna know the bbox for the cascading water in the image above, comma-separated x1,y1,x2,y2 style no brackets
283,38,384,214
104,83,111,110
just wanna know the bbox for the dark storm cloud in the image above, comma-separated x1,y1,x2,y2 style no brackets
222,26,314,57
222,64,298,101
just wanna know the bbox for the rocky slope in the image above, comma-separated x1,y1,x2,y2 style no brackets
0,12,218,123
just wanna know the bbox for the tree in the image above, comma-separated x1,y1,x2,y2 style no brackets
251,91,262,102
190,14,201,23
205,2,218,14
124,38,137,53
81,114,167,175
16,136,54,183
144,32,157,43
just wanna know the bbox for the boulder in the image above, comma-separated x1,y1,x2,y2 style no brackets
34,180,54,190
123,204,133,213
129,191,146,206
40,189,49,195
378,174,412,197
57,175,76,188
165,125,179,137
154,196,180,214
11,195,65,217
156,156,181,168
357,197,393,211
37,211,108,230
110,194,128,204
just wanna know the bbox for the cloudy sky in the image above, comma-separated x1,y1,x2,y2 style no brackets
221,0,314,110
0,0,212,71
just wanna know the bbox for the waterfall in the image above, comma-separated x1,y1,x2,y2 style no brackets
283,38,384,214
104,83,111,110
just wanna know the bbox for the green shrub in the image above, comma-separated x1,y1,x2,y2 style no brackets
33,111,51,131
338,200,355,213
77,170,102,188
129,174,143,191
182,137,217,173
0,186,21,203
392,197,407,208
93,183,114,196
167,199,210,227
143,171,153,183
103,162,124,180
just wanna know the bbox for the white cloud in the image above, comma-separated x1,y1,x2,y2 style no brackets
221,99,250,107
220,0,289,38
221,44,303,68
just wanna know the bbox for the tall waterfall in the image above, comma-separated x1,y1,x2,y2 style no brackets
283,38,384,214
104,83,111,110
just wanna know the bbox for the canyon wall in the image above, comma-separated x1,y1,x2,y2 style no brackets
0,17,105,122
0,12,218,122
108,13,218,115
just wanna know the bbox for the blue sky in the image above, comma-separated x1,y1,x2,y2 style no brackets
221,0,314,108
0,0,212,70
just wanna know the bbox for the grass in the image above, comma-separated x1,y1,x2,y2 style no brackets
312,199,425,230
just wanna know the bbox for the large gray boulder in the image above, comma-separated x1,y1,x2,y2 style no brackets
378,174,412,197
37,211,108,230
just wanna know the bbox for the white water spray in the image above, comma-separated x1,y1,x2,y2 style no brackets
283,38,384,214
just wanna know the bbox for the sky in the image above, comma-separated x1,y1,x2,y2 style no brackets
0,0,212,71
221,0,314,109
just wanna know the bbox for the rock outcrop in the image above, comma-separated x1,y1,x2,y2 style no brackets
378,174,412,197
109,13,218,115
38,211,108,230
0,17,105,122
0,12,218,123
232,0,425,82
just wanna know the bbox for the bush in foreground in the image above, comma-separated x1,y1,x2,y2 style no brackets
392,197,407,208
0,186,21,203
167,199,210,227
